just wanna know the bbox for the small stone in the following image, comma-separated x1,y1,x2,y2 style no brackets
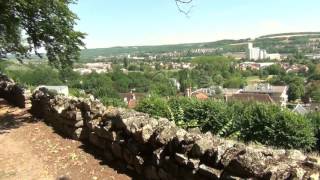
285,150,306,161
219,171,242,180
188,127,201,134
175,153,188,166
198,164,221,179
309,173,320,180
187,158,200,169
133,155,144,174
74,120,84,128
72,128,88,140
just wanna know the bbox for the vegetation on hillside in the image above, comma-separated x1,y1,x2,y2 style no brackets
80,32,320,61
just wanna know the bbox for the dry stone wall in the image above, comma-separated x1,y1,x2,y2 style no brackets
30,88,320,180
0,73,27,108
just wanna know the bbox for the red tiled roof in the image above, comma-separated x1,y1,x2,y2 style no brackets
119,93,145,100
193,92,209,100
127,99,137,109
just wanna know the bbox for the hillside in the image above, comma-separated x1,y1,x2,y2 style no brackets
80,32,320,61
80,39,247,60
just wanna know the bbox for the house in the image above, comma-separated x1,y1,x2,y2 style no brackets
222,88,242,97
292,104,309,115
239,62,275,71
73,62,112,75
241,84,288,107
286,64,309,73
191,86,220,97
228,93,274,104
120,92,146,109
193,92,209,100
305,54,320,60
185,88,209,100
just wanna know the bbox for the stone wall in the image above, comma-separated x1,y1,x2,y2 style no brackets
0,73,27,108
30,88,320,180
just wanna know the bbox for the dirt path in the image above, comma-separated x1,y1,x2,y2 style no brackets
0,99,133,180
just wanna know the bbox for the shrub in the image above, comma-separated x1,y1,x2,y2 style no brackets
307,112,320,150
239,103,315,150
136,97,316,150
135,96,170,118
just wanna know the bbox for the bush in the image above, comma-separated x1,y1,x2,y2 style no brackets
4,64,63,86
307,112,320,150
136,97,316,150
135,96,170,118
239,103,315,150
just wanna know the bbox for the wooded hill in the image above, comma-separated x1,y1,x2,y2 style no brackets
80,32,320,61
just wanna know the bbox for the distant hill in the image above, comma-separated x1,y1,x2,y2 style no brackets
258,32,320,39
81,32,320,61
80,39,248,60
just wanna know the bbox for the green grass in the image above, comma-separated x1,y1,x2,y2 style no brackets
246,76,262,85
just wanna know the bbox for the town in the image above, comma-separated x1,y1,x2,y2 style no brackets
62,38,320,117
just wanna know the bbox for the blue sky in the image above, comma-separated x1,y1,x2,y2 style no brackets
71,0,320,48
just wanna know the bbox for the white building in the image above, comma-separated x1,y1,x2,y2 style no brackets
73,62,112,75
267,53,281,60
305,54,320,60
242,83,288,107
248,43,281,61
239,62,275,70
248,43,267,60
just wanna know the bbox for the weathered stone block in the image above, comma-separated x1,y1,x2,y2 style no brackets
89,132,106,149
198,164,220,180
111,142,122,159
144,165,160,180
174,153,188,166
104,149,114,162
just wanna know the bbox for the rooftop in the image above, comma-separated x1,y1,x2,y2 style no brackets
229,93,274,104
243,84,287,94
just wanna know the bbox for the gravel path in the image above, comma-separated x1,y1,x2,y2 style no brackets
0,99,133,180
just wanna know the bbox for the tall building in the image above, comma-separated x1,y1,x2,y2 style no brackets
248,43,267,60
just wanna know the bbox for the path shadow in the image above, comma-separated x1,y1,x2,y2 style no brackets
78,142,146,180
0,99,37,134
43,120,145,179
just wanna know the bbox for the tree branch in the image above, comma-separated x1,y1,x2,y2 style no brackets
175,0,194,17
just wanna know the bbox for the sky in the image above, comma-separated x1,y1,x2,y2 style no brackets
71,0,320,48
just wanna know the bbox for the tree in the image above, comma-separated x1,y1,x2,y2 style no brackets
288,83,305,101
265,64,285,75
223,77,246,88
306,81,320,102
123,58,129,69
0,0,85,69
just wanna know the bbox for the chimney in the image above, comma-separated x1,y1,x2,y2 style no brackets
185,88,192,98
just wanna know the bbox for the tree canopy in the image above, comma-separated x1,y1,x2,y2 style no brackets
0,0,85,69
